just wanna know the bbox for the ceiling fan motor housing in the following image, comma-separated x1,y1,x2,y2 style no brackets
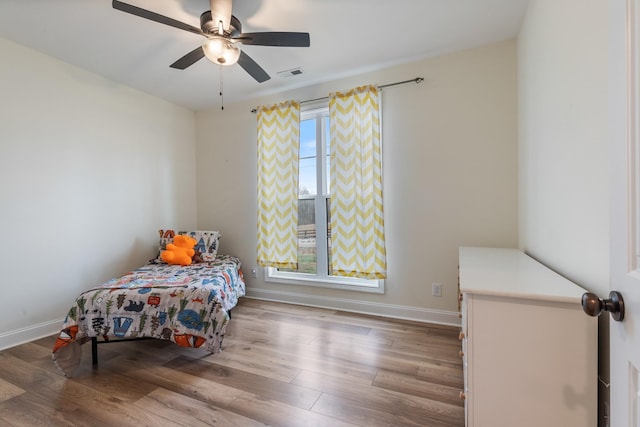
200,11,242,37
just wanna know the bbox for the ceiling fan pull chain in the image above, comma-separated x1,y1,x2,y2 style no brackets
219,65,224,110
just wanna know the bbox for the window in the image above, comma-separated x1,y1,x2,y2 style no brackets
265,105,384,293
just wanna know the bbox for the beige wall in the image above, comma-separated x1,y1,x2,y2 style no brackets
0,36,519,347
195,40,519,323
0,38,197,349
518,0,609,293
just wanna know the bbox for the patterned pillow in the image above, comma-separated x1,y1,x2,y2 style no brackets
154,229,221,263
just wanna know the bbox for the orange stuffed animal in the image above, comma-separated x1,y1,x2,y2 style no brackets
160,235,197,266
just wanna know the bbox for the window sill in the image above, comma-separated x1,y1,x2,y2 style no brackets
264,268,385,294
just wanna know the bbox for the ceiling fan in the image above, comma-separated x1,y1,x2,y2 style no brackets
112,0,310,83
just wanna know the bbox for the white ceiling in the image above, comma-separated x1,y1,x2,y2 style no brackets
0,0,530,111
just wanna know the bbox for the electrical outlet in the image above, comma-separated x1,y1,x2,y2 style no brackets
432,283,442,297
251,268,257,278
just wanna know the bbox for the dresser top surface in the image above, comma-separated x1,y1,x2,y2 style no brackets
459,247,586,303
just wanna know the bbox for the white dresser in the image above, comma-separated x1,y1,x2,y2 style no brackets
458,247,597,427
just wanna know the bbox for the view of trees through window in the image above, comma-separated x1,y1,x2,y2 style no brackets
278,111,331,275
296,199,318,274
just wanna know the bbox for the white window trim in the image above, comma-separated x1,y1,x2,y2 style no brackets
265,267,385,293
264,102,384,293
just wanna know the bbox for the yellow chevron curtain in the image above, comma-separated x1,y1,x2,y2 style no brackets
256,101,300,269
329,85,387,279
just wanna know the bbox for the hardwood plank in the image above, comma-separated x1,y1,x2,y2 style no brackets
312,392,456,427
219,339,378,385
3,341,54,363
165,356,322,410
238,298,341,318
133,387,266,427
373,368,464,406
199,343,303,382
417,361,465,389
0,377,24,402
0,392,77,427
226,316,318,345
31,334,58,348
72,367,159,403
0,353,69,394
294,369,465,426
229,312,371,345
126,364,244,407
258,311,373,336
221,390,360,427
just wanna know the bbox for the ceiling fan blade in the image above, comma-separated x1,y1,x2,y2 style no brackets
112,0,204,37
210,0,233,33
235,32,310,47
170,47,205,70
238,51,270,83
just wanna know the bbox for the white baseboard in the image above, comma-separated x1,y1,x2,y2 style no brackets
0,319,63,351
244,287,461,327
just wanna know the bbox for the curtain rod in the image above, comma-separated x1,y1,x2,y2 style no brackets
250,77,424,113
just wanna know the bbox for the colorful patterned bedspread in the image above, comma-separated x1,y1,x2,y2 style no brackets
52,255,245,377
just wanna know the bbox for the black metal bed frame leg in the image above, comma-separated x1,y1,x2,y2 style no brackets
91,337,98,366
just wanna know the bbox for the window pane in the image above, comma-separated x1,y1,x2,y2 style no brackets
300,118,317,196
299,157,316,196
279,198,317,274
325,116,330,154
326,161,330,195
300,119,316,158
325,116,331,195
326,197,332,276
298,198,317,274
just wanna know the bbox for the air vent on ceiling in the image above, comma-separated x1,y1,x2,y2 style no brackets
277,67,304,78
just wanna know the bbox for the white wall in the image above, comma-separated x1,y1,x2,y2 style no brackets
0,38,197,349
195,40,519,323
518,0,609,293
517,1,610,423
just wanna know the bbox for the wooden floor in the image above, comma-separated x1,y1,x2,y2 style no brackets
0,299,465,426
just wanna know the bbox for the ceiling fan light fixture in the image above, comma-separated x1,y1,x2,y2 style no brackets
202,37,240,66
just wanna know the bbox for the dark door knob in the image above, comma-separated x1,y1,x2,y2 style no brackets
581,291,625,322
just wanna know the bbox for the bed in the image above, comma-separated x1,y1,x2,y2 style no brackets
52,230,245,377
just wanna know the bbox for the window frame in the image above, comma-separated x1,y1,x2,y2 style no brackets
264,103,384,294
